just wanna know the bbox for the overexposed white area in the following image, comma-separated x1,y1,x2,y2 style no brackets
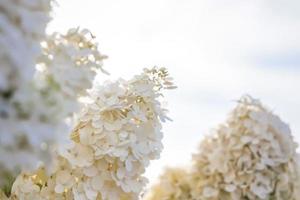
49,0,300,185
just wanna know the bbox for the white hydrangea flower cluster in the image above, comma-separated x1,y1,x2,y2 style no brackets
0,1,107,191
9,67,175,200
0,0,51,92
144,167,192,200
191,95,300,200
0,0,52,192
145,95,300,200
0,27,107,192
33,27,108,121
11,28,108,124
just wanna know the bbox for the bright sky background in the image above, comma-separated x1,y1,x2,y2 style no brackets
49,0,300,185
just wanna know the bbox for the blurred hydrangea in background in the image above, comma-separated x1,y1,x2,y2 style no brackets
0,0,108,193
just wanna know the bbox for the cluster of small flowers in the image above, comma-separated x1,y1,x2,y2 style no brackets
0,0,52,93
12,27,108,123
0,0,52,191
9,67,175,200
144,167,192,200
145,95,300,200
33,28,108,122
0,27,107,190
0,0,109,191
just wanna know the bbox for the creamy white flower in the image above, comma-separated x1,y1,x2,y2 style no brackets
0,0,52,189
0,26,107,189
0,0,51,92
11,174,41,200
10,67,175,200
190,95,300,200
0,0,111,195
146,95,300,200
144,167,192,200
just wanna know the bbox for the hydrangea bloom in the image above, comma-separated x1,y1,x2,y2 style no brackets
0,30,106,196
0,0,52,191
0,20,107,195
146,95,300,200
0,0,51,92
9,67,175,200
12,28,108,124
32,27,108,122
191,95,300,200
144,167,192,200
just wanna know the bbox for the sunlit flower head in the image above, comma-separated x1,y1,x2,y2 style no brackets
10,67,175,200
145,95,300,200
190,95,300,200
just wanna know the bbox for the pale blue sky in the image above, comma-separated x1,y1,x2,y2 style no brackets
49,0,300,185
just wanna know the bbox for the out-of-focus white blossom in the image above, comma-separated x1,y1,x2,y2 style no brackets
145,95,300,200
0,0,51,92
0,27,107,192
38,28,108,95
10,67,175,200
10,173,41,200
0,0,110,196
144,167,192,200
14,28,108,123
0,0,52,191
0,7,107,192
